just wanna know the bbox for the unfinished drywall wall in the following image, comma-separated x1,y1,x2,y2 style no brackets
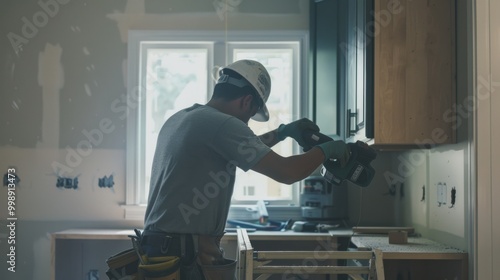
1,0,128,150
397,147,469,251
1,0,308,150
396,150,429,228
0,1,312,279
0,0,310,216
429,148,467,238
347,151,397,227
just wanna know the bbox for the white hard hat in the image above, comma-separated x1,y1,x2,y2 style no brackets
217,59,271,122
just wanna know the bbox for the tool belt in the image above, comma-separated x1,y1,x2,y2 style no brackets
140,230,197,262
106,229,236,280
105,247,141,280
138,255,180,280
106,229,184,280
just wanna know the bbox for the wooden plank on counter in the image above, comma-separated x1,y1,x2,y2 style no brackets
352,226,415,234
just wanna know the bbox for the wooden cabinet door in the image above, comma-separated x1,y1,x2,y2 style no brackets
373,0,456,146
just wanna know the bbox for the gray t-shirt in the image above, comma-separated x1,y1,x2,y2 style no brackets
144,104,272,235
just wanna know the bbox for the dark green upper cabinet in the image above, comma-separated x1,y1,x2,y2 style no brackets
310,0,374,141
310,0,343,139
343,0,374,142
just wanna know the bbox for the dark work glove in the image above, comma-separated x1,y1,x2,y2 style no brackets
317,140,351,167
277,118,320,147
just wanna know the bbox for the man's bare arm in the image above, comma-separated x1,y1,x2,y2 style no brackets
258,129,281,148
250,147,325,184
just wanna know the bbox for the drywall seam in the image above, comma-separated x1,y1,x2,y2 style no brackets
37,43,64,149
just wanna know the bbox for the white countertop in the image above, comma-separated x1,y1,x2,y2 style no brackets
350,235,467,260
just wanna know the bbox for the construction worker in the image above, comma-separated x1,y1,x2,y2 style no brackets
140,59,350,279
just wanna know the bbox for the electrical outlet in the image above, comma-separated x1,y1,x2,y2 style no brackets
437,182,447,206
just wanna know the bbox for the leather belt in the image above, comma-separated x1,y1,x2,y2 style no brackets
141,230,196,260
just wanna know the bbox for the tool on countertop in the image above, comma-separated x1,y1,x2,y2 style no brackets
300,175,347,220
301,130,378,188
256,200,269,224
292,221,340,232
226,219,290,231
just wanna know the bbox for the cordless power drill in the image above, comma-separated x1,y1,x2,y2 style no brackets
301,130,378,188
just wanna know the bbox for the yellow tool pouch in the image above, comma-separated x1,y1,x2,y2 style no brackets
139,255,181,280
105,248,140,280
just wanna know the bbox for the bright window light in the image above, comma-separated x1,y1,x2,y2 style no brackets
127,31,307,212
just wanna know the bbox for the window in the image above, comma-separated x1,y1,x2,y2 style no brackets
125,31,308,217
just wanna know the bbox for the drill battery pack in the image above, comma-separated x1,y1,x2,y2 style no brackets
320,140,377,187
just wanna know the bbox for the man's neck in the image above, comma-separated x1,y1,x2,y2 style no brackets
206,98,248,124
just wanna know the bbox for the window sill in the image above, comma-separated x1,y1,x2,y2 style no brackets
228,205,302,221
121,204,147,220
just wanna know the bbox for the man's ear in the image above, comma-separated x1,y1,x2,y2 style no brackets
242,94,253,108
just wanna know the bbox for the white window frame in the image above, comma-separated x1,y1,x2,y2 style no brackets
123,30,309,219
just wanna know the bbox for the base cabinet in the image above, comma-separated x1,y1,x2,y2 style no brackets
53,238,131,280
53,230,468,280
52,229,340,280
351,235,468,280
384,259,467,280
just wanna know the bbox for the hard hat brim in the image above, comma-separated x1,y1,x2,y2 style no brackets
251,104,269,122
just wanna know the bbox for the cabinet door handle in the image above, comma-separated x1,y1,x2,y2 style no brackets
347,109,358,137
